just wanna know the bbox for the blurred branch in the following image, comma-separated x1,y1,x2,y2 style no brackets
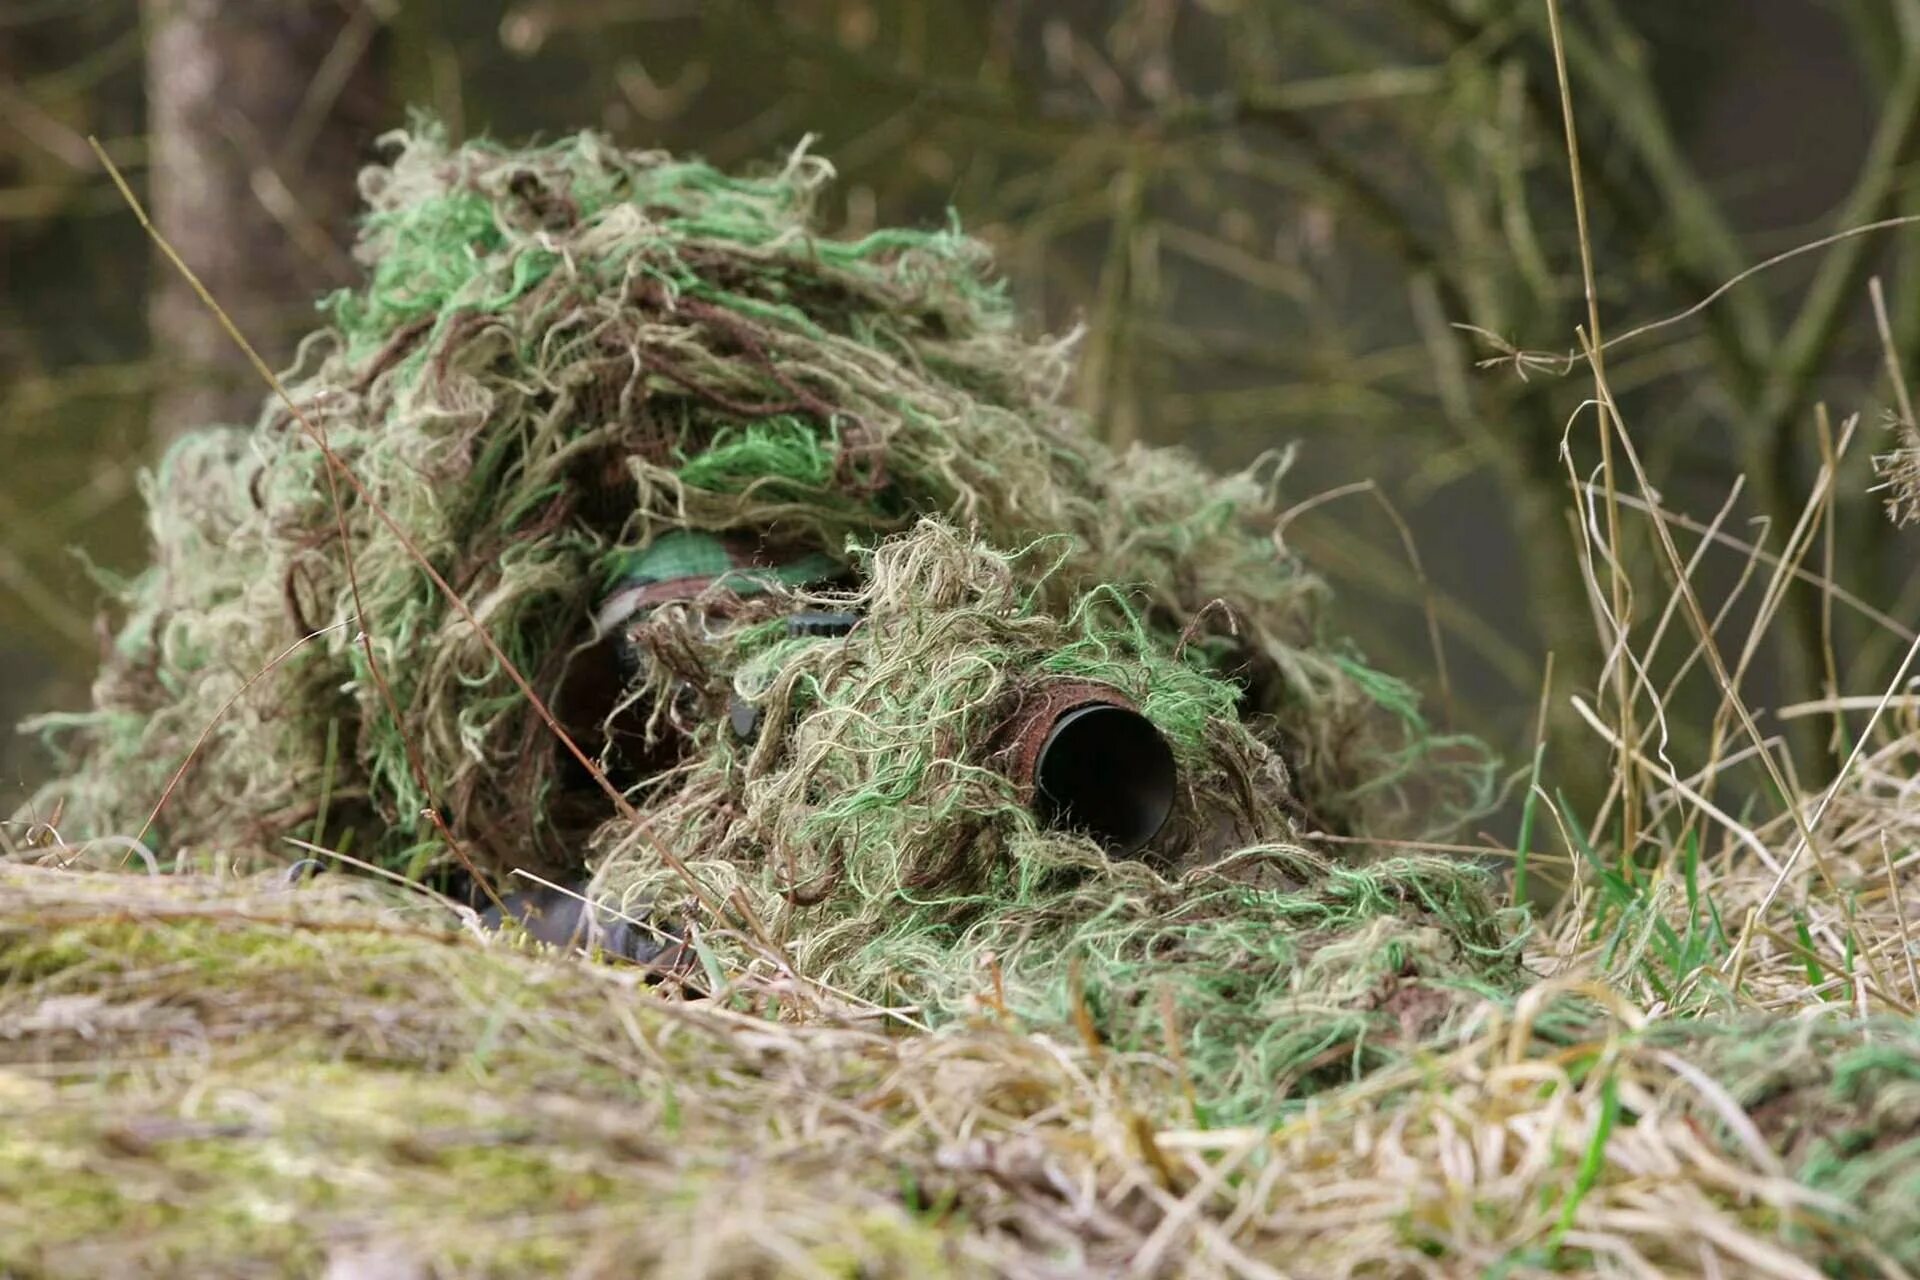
498,0,705,56
1837,0,1913,83
1579,0,1774,368
0,548,92,648
1290,513,1535,695
1406,0,1773,389
721,1,1448,141
1140,324,1431,381
0,488,106,649
1076,152,1151,446
0,0,118,28
1157,221,1310,297
1212,120,1474,323
283,0,390,168
1838,0,1920,357
1493,59,1557,304
1226,66,1447,110
0,78,95,169
0,183,132,221
1755,51,1920,463
17,21,141,95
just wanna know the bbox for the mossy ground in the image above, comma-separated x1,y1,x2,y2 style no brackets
3,855,1917,1277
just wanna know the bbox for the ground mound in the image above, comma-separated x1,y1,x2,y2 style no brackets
2,862,1916,1276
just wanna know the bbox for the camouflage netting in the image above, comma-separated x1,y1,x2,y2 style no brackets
22,124,1512,1109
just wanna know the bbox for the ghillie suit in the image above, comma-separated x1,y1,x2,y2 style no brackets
25,126,1513,1108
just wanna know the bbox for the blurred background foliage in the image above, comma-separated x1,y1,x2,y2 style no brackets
3,0,1916,835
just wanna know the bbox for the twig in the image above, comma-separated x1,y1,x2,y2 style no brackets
1755,53,1920,451
1544,0,1638,859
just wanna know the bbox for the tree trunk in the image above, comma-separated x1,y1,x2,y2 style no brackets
144,0,387,437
